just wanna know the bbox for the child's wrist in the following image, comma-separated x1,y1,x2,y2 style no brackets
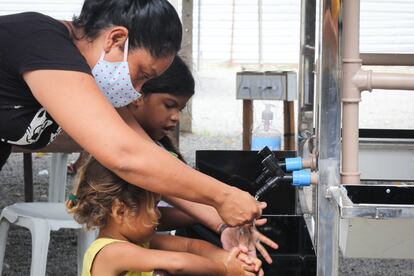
218,223,229,235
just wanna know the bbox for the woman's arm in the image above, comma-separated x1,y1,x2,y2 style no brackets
158,207,197,231
116,106,153,142
23,69,262,226
94,240,227,276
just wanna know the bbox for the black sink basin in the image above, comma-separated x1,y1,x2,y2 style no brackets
196,150,297,215
194,150,316,275
258,215,316,276
344,184,414,205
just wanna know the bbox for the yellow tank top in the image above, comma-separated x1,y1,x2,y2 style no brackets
82,238,153,276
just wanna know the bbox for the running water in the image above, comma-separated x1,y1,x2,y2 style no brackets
237,224,256,257
236,193,262,257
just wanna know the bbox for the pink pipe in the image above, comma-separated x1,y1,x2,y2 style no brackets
341,1,414,184
341,0,361,184
361,53,414,66
354,70,414,91
371,72,414,90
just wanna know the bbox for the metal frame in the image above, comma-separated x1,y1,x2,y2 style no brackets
297,0,414,274
297,0,316,157
313,0,341,275
296,0,318,253
330,186,414,219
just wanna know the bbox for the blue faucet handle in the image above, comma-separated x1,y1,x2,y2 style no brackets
285,157,303,172
292,169,312,186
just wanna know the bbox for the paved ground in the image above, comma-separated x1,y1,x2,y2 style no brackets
1,67,414,275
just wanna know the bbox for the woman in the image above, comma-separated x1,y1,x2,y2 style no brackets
0,0,263,226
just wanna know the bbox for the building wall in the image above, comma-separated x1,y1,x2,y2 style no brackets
0,0,84,19
360,0,414,53
194,0,414,65
2,0,414,65
193,0,301,65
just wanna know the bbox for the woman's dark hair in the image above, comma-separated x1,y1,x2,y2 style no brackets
73,0,182,58
141,55,194,97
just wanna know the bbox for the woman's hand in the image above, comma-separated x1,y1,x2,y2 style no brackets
221,218,278,264
217,187,266,226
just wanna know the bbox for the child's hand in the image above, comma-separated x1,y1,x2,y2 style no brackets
224,247,263,276
220,219,278,264
237,245,263,275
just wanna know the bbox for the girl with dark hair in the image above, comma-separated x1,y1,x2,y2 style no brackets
0,0,263,228
127,55,194,158
127,56,278,264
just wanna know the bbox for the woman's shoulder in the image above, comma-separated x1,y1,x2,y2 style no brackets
0,12,91,76
1,12,71,43
0,12,64,30
0,12,70,44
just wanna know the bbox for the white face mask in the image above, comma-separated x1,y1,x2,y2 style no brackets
92,38,141,108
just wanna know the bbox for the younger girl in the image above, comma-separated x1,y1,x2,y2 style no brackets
67,156,262,276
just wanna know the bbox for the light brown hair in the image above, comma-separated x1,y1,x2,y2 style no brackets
67,156,160,230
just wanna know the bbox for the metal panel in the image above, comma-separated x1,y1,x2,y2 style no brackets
236,71,297,100
359,140,414,181
297,0,317,157
358,130,414,181
286,71,298,101
340,218,414,259
330,185,414,259
315,0,341,274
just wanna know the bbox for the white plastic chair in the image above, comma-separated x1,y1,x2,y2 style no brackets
0,202,96,276
48,153,70,202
